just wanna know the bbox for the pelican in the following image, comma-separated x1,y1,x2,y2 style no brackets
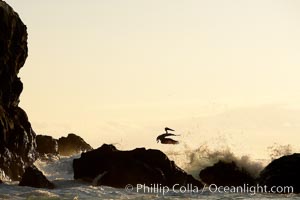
156,127,179,144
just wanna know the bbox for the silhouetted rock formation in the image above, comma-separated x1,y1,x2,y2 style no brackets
259,153,300,193
36,135,59,159
58,133,92,156
35,133,92,159
0,1,36,180
199,160,255,186
73,144,203,188
19,165,54,189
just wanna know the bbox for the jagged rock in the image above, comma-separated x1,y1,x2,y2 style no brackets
19,165,54,189
199,160,255,186
259,153,300,193
0,0,36,180
73,144,203,188
58,133,92,156
36,135,58,156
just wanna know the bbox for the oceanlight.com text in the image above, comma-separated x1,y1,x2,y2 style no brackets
207,184,293,195
125,183,294,195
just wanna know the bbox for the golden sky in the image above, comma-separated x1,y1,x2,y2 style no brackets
5,0,300,158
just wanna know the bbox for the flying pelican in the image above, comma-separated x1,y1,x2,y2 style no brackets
156,127,179,144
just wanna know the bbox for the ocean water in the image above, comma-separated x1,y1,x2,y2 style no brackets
0,155,299,199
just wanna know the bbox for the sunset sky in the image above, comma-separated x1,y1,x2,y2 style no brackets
6,0,300,158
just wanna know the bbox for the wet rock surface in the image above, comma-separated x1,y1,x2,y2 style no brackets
19,165,54,189
73,144,203,188
259,153,300,193
199,160,256,186
0,0,36,180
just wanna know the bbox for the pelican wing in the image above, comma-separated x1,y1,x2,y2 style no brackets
163,133,176,137
165,127,175,132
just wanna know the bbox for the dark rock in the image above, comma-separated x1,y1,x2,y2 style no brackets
58,133,92,156
19,165,54,189
0,1,37,180
259,153,300,193
36,135,58,156
73,144,203,188
199,160,255,186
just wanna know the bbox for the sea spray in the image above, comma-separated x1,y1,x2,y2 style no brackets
165,143,264,179
34,155,80,181
267,143,293,160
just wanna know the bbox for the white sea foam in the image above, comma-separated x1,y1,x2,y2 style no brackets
34,154,80,181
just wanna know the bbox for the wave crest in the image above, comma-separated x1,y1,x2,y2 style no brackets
166,143,264,179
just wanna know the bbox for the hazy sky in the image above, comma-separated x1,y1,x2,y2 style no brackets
5,0,300,158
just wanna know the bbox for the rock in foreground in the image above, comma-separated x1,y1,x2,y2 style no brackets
0,0,36,180
73,144,203,188
58,133,92,156
19,166,54,189
259,153,300,193
199,160,255,186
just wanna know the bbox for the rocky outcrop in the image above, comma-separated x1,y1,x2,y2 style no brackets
199,160,255,186
259,153,300,193
19,165,54,189
0,1,36,180
73,144,203,188
35,133,92,159
58,133,92,156
36,135,58,156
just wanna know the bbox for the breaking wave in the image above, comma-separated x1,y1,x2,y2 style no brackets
166,143,265,180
